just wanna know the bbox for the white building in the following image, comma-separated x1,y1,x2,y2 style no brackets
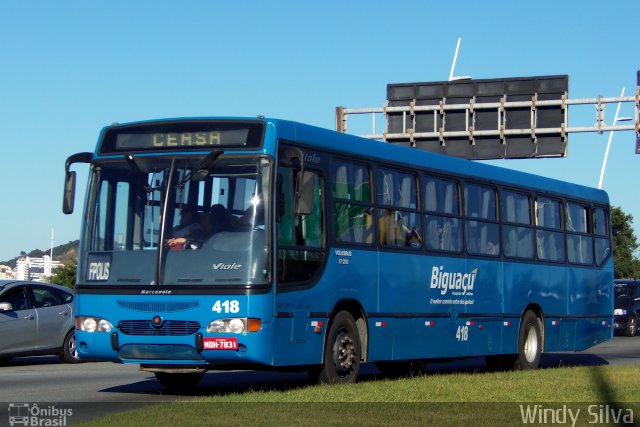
14,255,62,281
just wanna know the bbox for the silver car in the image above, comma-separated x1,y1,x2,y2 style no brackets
0,280,79,363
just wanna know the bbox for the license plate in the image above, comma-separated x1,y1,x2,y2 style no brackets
203,337,238,350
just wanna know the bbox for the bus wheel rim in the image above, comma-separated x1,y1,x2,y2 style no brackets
524,326,538,363
333,332,356,374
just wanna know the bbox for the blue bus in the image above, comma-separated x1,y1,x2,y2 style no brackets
63,117,613,387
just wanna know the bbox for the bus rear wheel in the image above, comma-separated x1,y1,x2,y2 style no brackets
154,372,204,389
514,311,542,370
311,311,361,384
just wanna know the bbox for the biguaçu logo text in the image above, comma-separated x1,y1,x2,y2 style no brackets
430,266,477,296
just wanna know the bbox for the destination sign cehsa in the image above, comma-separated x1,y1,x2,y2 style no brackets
115,129,249,150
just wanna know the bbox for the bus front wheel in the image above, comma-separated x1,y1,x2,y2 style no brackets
514,311,542,370
311,311,361,384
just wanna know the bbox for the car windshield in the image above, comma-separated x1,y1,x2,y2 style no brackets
80,155,271,287
615,283,637,299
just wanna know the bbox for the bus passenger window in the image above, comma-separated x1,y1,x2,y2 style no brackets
535,197,565,262
464,183,498,256
501,190,533,259
566,202,593,265
376,168,420,249
333,160,373,245
424,176,461,253
594,207,610,265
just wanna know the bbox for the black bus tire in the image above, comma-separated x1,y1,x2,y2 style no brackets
313,311,361,384
514,310,542,370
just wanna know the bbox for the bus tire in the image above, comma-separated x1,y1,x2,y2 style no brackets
625,315,637,337
313,311,361,384
154,372,204,389
514,311,542,370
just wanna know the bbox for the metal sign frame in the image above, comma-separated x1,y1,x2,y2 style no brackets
337,83,640,159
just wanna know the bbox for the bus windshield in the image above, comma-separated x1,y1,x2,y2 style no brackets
82,155,271,288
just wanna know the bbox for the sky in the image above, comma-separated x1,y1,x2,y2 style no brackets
0,0,638,261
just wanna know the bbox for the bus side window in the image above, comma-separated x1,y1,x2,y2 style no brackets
593,207,610,265
376,168,421,249
333,160,373,245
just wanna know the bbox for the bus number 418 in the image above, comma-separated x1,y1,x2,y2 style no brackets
212,300,240,313
456,325,469,341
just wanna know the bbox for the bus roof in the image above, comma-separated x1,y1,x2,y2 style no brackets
268,117,609,205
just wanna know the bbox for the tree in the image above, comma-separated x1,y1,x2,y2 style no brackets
49,262,77,289
611,206,640,279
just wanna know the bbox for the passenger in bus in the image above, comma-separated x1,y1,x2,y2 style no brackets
485,240,499,255
206,203,237,235
379,209,422,248
166,209,205,250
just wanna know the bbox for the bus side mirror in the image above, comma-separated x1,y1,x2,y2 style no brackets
63,171,77,214
295,171,315,216
63,152,92,215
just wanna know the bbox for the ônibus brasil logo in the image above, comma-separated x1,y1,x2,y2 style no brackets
429,266,478,296
8,403,72,426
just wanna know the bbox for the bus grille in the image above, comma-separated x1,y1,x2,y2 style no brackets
117,300,200,312
118,320,200,336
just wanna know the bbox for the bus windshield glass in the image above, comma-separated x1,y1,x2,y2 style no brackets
82,155,271,287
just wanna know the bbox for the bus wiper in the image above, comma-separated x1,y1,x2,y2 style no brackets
125,153,143,176
176,150,223,188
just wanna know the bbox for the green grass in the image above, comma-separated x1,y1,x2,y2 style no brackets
79,366,640,427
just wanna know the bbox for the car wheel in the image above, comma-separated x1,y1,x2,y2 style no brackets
61,330,81,363
625,316,637,337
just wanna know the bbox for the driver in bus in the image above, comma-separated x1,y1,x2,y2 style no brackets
166,208,205,250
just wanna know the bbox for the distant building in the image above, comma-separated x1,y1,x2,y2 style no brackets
13,256,62,282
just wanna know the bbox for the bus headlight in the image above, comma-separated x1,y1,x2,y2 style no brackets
207,319,226,333
77,316,114,332
206,318,262,333
228,318,245,333
614,309,627,316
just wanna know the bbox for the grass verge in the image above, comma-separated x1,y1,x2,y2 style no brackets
78,366,640,426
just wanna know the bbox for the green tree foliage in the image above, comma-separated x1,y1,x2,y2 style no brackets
611,206,640,279
49,262,77,289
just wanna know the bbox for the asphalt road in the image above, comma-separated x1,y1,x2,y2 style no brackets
0,336,638,424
